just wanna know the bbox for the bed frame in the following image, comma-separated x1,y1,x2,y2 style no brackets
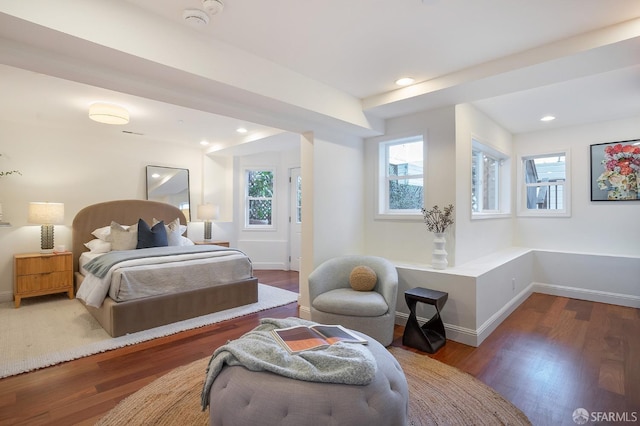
72,199,258,337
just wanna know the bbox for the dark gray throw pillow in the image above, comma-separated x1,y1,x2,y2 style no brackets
136,218,168,249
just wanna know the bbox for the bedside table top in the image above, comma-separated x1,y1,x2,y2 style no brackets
15,252,72,259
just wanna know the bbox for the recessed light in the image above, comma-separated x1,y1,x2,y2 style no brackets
395,77,415,86
236,127,248,134
540,115,556,122
200,140,209,146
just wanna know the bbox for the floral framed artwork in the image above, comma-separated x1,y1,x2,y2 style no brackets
590,139,640,201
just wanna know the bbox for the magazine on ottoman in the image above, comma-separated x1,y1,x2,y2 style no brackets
272,324,368,354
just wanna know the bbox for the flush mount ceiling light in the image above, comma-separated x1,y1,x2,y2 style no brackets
395,77,415,86
236,127,248,134
183,9,210,26
202,0,224,15
88,103,129,125
540,115,556,122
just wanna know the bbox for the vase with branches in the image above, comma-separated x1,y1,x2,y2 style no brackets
421,204,454,269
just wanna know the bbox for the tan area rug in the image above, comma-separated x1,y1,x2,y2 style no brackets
97,347,531,425
388,347,531,425
0,284,297,378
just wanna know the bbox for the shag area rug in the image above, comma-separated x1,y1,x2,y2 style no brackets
97,346,531,425
0,284,298,378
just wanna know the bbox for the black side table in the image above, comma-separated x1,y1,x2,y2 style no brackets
402,287,448,353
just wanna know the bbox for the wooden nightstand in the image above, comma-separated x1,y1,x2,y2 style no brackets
14,252,74,308
194,241,230,247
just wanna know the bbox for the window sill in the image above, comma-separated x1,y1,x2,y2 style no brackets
374,212,422,221
517,210,571,218
471,212,511,220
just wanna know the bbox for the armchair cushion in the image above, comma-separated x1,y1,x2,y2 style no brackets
312,288,388,317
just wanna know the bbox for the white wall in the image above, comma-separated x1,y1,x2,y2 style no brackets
298,132,365,318
532,250,640,306
454,103,515,265
363,106,457,266
514,116,640,256
0,119,204,301
312,134,364,263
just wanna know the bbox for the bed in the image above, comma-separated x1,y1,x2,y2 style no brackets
72,199,258,337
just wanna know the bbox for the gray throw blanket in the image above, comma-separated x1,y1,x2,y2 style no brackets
84,244,238,278
200,317,377,410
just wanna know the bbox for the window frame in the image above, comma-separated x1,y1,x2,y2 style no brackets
243,168,276,230
375,135,425,220
516,149,571,217
471,138,511,220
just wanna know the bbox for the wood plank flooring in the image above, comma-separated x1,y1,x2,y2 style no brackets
1,271,638,426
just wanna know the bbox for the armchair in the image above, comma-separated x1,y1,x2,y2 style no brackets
309,255,398,346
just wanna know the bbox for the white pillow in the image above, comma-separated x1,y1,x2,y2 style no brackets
84,239,112,253
92,223,131,241
91,225,112,241
107,221,138,251
154,217,187,246
179,236,195,246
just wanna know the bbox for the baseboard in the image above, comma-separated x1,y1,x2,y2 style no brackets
395,312,479,347
532,282,640,309
0,291,12,303
298,304,311,320
475,283,534,346
251,262,287,270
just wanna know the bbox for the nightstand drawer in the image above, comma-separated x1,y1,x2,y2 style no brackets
15,255,71,275
16,271,71,293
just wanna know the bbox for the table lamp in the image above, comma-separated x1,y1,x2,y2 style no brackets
28,202,64,252
197,203,219,241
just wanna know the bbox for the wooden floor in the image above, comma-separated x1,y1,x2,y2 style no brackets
1,270,638,426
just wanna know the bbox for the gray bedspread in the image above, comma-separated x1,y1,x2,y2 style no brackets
201,317,377,410
84,245,236,278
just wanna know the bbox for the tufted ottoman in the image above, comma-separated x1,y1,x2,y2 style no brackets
207,334,409,426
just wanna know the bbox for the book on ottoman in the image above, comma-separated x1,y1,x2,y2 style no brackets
272,324,367,354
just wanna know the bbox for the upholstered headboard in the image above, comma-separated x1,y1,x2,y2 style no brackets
71,199,187,274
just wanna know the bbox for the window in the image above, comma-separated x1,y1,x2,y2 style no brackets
245,169,274,227
377,136,424,217
471,139,510,218
294,173,302,224
518,151,570,217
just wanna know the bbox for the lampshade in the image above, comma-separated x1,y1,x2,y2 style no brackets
28,202,64,224
198,204,219,221
88,103,129,125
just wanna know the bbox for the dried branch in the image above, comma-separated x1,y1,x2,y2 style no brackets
421,204,454,233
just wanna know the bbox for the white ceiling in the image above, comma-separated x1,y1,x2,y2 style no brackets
0,0,639,151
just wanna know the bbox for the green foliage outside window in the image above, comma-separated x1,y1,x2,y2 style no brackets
248,170,273,224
